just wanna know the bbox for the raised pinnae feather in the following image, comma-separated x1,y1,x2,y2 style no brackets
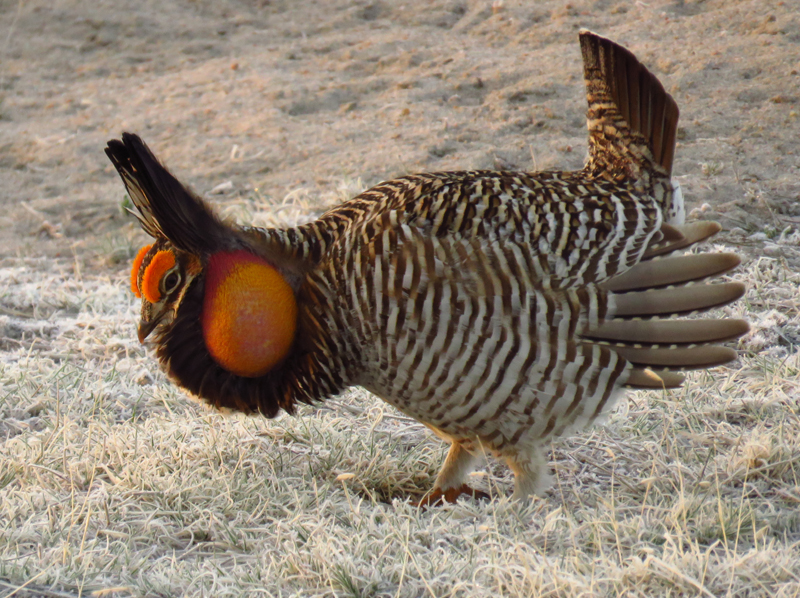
105,140,163,239
105,133,229,254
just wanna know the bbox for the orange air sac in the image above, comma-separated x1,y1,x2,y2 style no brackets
201,251,298,378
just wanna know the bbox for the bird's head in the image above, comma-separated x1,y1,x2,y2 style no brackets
129,239,298,378
130,240,202,344
109,133,300,381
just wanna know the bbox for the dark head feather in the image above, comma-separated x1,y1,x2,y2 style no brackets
105,133,230,254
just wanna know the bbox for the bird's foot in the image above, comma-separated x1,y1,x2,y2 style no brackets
413,484,490,508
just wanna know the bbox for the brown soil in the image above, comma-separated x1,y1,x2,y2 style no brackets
1,4,799,596
1,0,799,264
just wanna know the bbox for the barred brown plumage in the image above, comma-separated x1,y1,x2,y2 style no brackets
105,30,748,504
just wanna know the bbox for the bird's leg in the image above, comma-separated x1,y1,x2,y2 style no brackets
505,448,552,503
414,441,489,507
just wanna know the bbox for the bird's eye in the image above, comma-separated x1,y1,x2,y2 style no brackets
164,271,181,293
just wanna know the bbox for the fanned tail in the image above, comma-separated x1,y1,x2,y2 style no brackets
579,29,680,177
584,222,749,389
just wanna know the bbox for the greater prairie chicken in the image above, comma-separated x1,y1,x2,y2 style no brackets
106,31,748,504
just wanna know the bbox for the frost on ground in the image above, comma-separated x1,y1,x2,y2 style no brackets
0,234,798,598
2,0,800,596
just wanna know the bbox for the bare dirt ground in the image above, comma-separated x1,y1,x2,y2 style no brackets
1,1,799,597
2,0,800,263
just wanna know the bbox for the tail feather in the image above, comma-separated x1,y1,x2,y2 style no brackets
613,282,745,318
649,223,685,247
626,368,686,389
601,252,741,292
642,221,721,260
583,219,748,387
579,29,679,175
586,319,750,347
613,345,738,370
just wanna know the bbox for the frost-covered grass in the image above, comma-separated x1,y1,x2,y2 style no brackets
0,243,798,597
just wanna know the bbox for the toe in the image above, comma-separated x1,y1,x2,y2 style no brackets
412,488,446,508
414,484,490,508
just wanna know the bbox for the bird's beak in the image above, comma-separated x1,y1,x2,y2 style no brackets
137,319,159,343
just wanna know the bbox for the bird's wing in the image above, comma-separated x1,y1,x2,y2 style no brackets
322,170,663,290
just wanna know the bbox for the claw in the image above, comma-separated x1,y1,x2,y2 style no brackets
413,484,491,508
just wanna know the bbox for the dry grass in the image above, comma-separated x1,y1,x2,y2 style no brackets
2,0,799,594
0,219,798,598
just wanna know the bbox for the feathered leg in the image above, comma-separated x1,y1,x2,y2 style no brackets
505,448,552,502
